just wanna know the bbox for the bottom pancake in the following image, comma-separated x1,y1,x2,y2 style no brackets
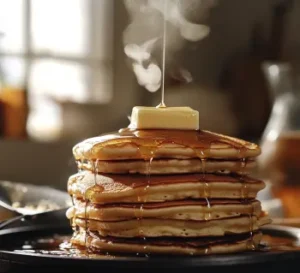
71,230,262,255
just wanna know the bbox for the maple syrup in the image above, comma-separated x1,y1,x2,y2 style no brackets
136,145,156,238
200,158,206,175
236,144,255,250
259,132,300,218
247,202,256,250
83,128,253,161
83,160,102,253
203,182,212,220
204,246,212,254
66,0,263,257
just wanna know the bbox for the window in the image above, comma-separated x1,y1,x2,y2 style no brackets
0,0,114,141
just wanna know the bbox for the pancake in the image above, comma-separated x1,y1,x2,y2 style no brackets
67,199,262,221
78,158,256,175
73,215,270,237
67,126,270,255
73,129,260,161
71,230,263,255
68,171,265,204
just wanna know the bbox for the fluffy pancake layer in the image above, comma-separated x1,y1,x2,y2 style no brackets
68,199,262,221
68,171,265,204
78,159,256,175
71,230,263,255
73,129,260,161
73,215,270,237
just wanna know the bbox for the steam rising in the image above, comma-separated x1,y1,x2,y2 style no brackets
123,0,216,92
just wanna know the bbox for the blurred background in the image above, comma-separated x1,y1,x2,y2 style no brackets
0,0,300,219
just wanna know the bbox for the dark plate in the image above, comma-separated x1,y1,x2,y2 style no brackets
0,210,300,273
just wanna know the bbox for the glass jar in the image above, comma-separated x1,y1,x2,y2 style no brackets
258,62,300,218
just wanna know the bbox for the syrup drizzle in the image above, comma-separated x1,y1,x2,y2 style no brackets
237,147,255,251
84,159,100,254
198,150,207,178
84,194,90,254
69,196,76,233
203,182,211,221
198,149,210,166
73,128,257,256
204,247,212,255
78,129,253,164
136,202,144,237
196,148,211,221
248,201,256,250
77,144,84,172
71,144,88,245
136,145,156,245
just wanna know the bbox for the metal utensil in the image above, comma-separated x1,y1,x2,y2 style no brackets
0,180,71,216
0,180,71,230
0,208,69,231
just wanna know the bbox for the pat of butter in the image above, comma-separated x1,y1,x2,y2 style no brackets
128,106,199,130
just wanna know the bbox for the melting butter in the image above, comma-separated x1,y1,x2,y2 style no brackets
128,106,199,130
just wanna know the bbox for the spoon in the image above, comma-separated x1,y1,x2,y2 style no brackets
0,180,71,229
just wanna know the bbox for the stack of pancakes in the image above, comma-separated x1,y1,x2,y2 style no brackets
66,129,271,255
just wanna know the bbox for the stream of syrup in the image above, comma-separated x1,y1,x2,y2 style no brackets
156,0,167,108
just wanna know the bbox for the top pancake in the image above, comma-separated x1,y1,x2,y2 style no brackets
73,129,260,161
